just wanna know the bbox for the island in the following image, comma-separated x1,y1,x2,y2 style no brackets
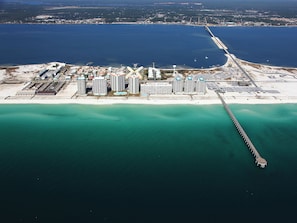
1,53,297,106
1,24,296,106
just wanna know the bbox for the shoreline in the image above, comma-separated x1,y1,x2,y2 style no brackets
2,98,297,106
2,93,297,106
1,55,297,106
2,22,297,28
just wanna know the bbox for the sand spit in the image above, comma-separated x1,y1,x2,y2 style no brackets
1,57,297,105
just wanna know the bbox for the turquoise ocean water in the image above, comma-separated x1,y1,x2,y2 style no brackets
0,104,297,222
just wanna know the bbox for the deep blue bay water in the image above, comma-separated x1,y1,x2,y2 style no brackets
0,24,226,68
212,26,297,67
0,104,297,222
1,24,297,67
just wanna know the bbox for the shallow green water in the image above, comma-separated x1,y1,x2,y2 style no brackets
0,104,297,222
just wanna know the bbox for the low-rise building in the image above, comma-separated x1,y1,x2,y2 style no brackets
140,82,172,95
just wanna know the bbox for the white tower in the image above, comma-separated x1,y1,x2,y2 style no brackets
110,73,125,92
126,65,142,95
129,76,140,94
93,76,107,96
196,77,206,95
173,64,177,77
77,75,86,95
172,76,184,94
184,75,195,94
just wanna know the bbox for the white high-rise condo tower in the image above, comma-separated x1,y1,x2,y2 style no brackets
184,75,195,93
110,73,125,92
128,76,140,94
196,77,206,95
77,75,86,95
93,76,107,96
172,76,184,94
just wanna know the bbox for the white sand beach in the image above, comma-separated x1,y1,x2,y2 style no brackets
1,56,297,105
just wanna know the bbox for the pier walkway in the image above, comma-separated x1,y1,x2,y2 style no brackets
205,25,258,88
216,92,267,168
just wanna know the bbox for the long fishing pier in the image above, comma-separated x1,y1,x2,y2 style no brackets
216,92,267,168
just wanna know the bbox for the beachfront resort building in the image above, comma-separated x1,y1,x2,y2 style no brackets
172,76,184,94
196,77,207,95
92,76,107,96
184,75,195,94
140,82,172,95
128,76,140,94
110,73,126,92
148,66,161,80
76,70,208,96
77,75,86,95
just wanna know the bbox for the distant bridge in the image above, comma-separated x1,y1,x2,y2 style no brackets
205,25,258,88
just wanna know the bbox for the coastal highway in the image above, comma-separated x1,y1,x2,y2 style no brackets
205,25,258,88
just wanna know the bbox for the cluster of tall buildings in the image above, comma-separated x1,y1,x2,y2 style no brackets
76,72,206,96
172,75,207,95
76,72,141,96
